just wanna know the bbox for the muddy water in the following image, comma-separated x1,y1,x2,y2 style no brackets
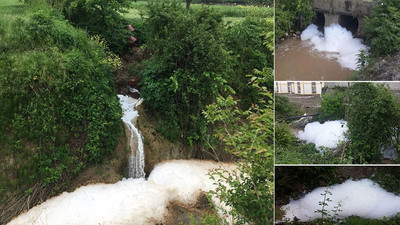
275,37,355,81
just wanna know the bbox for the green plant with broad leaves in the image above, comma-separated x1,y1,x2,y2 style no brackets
203,67,274,225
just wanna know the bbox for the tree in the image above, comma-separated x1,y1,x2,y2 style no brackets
346,83,399,163
140,2,232,145
62,0,132,54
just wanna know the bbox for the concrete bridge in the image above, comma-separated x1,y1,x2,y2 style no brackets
311,0,376,37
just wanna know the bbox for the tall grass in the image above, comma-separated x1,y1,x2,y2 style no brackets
123,1,273,20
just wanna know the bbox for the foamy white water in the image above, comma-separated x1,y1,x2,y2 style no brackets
8,160,235,225
282,179,400,221
118,94,145,178
297,120,348,148
301,24,368,70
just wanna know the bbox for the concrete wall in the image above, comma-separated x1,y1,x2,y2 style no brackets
311,0,377,36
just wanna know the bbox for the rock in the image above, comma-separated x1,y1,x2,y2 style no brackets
127,77,141,87
291,116,313,129
370,51,400,81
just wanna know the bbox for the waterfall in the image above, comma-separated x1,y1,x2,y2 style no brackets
118,94,145,178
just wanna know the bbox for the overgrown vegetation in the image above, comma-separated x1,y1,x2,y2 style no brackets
346,83,400,163
0,4,122,223
276,83,400,164
317,89,346,122
139,1,273,147
275,0,314,41
364,0,400,56
204,68,274,225
357,0,400,79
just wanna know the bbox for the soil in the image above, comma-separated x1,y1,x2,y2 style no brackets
164,194,214,225
277,93,321,115
136,103,194,176
367,51,400,81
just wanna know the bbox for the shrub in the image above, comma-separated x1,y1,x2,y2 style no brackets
275,95,301,120
140,1,232,145
364,0,400,56
318,90,346,122
204,72,274,225
275,0,314,41
62,0,132,55
347,83,399,163
225,15,273,108
0,8,121,198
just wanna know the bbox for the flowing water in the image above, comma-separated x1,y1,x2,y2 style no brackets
7,160,235,225
282,179,400,221
276,24,368,81
7,95,236,225
118,94,145,178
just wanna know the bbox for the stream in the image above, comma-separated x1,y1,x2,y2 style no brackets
276,24,368,81
7,93,235,225
282,179,400,221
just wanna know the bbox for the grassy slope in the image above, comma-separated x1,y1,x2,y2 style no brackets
123,1,273,22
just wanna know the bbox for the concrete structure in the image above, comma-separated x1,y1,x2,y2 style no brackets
311,0,376,37
275,81,325,95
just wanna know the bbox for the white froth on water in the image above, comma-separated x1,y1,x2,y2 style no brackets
301,24,368,70
297,120,348,148
8,160,235,225
282,179,400,221
118,94,145,178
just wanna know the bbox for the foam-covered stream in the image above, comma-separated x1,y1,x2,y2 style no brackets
276,24,368,80
7,160,235,225
297,120,348,148
8,94,236,225
282,179,400,221
118,94,145,178
301,24,368,70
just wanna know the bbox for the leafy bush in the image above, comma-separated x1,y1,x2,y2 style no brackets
62,0,132,55
204,71,274,225
225,14,273,108
275,122,297,148
364,0,400,56
0,7,121,199
140,1,232,145
347,83,399,163
275,0,314,41
275,95,301,120
318,90,346,122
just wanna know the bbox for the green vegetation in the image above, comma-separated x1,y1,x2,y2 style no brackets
364,0,400,56
357,0,400,79
317,90,346,122
275,0,314,41
0,4,122,223
276,83,400,164
204,68,274,225
139,2,231,144
1,0,274,223
275,95,301,120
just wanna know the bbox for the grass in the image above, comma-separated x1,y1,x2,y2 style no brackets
122,1,273,22
0,0,26,15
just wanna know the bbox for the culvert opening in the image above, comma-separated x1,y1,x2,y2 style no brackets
312,12,325,31
339,15,358,35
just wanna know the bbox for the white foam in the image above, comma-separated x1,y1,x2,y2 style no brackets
297,120,348,148
301,24,368,70
118,94,145,178
8,160,235,225
282,179,400,221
